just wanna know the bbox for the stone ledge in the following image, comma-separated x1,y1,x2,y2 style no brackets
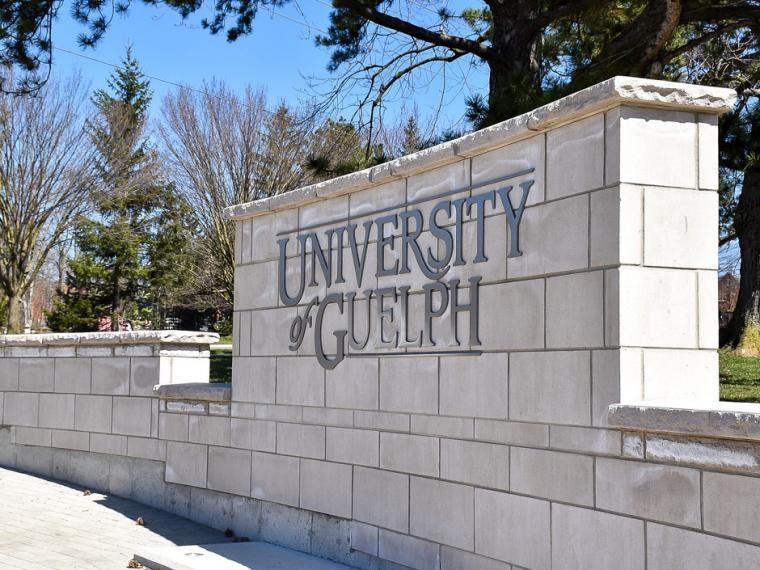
609,401,760,442
225,76,736,221
154,382,231,402
0,330,219,348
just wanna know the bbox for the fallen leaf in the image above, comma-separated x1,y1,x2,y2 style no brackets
224,528,235,538
127,560,143,568
83,490,92,496
135,517,144,526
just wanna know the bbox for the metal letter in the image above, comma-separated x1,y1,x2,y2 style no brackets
398,285,421,347
375,286,398,348
309,230,334,287
495,180,532,258
375,215,399,277
277,235,308,307
428,200,454,271
346,291,372,350
314,293,347,370
347,221,373,288
466,191,496,263
449,276,481,347
423,281,448,346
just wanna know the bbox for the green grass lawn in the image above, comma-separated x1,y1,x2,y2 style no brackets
720,350,760,403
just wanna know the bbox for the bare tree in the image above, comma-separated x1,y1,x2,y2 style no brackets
159,82,314,308
0,73,93,333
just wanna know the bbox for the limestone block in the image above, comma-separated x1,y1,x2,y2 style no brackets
352,466,409,532
590,185,643,267
380,432,439,477
510,351,591,425
237,311,251,357
188,486,233,529
51,429,89,451
407,159,469,203
0,358,19,391
470,134,545,206
254,403,302,422
299,459,352,519
607,107,697,189
703,472,760,543
698,114,719,190
159,412,189,441
552,503,645,570
207,446,252,496
595,458,701,527
38,393,75,430
410,476,474,550
90,433,127,455
507,194,588,278
378,529,440,570
127,437,166,461
250,308,297,356
349,521,378,557
379,356,438,414
257,500,312,552
647,523,760,570
622,432,645,459
302,407,353,427
232,357,276,404
15,426,52,446
188,415,230,447
439,353,508,419
276,423,325,459
251,209,298,262
411,415,473,439
644,188,717,269
474,419,549,447
642,348,718,402
354,410,409,432
591,349,621,426
549,425,622,455
326,427,378,467
231,418,276,452
91,357,130,395
112,396,152,437
475,489,550,570
276,357,325,407
4,392,39,427
299,194,348,228
350,178,405,218
19,358,54,392
479,281,544,350
546,271,604,349
165,441,207,488
251,451,300,507
441,439,509,490
546,113,604,199
74,395,112,433
129,357,160,397
234,262,278,310
441,547,511,570
511,447,594,505
325,357,378,410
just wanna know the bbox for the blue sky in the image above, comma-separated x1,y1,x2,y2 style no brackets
51,1,488,130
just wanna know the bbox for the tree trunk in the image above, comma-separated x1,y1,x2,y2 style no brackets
721,168,760,349
7,292,24,334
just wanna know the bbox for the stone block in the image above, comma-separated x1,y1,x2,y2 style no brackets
350,521,378,557
703,472,760,543
325,357,378,410
74,394,112,433
251,209,298,262
475,489,550,570
250,308,298,357
276,423,325,459
441,548,510,570
552,503,645,570
91,358,130,395
159,412,189,441
439,353,508,419
411,415,473,439
474,419,549,447
188,415,230,446
234,261,279,310
38,393,75,430
591,349,622,426
326,427,378,467
642,348,718,402
595,458,701,527
549,425,622,455
188,486,233,529
232,357,276,403
622,432,645,459
19,358,54,392
276,357,325,407
4,392,39,427
510,351,591,425
590,184,643,267
51,429,89,451
127,436,166,461
546,271,604,348
441,439,509,490
380,432,438,477
230,418,276,452
547,113,604,198
354,411,409,432
0,358,19,391
511,447,594,505
207,446,252,496
507,194,588,278
379,356,438,414
698,114,719,190
299,459,352,519
479,281,544,350
251,451,300,507
410,476,474,550
647,523,760,570
378,529,440,570
112,396,152,437
301,407,353,427
129,357,160,396
90,433,127,455
165,441,207,488
353,466,408,532
644,188,717,269
258,500,312,552
15,426,52,446
408,158,469,203
254,403,302,422
299,194,348,227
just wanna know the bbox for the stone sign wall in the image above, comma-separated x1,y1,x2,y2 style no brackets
4,77,760,570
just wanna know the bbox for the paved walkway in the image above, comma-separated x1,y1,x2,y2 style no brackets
0,467,226,569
